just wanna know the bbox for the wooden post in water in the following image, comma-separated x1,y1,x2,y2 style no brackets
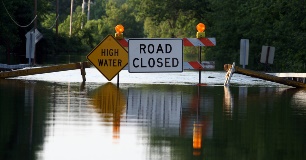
117,73,120,88
224,63,306,88
80,62,86,82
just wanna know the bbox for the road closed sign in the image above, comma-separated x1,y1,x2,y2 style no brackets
128,39,183,73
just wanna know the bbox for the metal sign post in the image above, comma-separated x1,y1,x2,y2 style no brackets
198,46,202,85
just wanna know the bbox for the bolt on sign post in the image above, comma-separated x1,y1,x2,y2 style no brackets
86,34,128,81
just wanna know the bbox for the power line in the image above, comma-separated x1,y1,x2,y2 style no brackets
46,15,59,30
2,0,37,28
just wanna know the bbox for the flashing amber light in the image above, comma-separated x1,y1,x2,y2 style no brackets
196,23,206,33
115,24,124,34
115,24,124,39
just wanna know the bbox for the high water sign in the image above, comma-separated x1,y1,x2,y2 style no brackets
128,38,183,73
87,35,128,81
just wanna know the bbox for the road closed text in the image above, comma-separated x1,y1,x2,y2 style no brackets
133,57,179,68
128,39,183,73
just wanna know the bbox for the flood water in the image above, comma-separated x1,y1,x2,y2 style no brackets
0,70,306,160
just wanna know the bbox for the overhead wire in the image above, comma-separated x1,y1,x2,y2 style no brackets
2,0,37,28
46,14,59,29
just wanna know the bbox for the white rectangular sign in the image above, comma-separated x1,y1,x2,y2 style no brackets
260,46,275,64
128,39,183,73
240,39,249,67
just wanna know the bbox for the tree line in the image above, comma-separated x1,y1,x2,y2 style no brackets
0,0,305,71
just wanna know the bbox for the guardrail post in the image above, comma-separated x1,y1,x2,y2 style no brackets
80,62,86,82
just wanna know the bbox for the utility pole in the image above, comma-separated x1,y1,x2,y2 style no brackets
87,0,91,21
81,0,86,29
34,0,37,29
56,0,59,36
34,0,37,65
69,0,74,36
55,0,59,58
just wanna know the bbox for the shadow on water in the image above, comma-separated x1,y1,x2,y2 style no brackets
0,80,306,160
214,86,306,160
0,79,49,160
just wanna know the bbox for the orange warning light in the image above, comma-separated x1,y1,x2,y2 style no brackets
196,23,205,32
115,24,124,39
115,24,124,34
196,23,206,38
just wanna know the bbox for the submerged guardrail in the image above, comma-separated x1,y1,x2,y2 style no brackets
0,62,91,81
0,61,215,82
224,62,306,88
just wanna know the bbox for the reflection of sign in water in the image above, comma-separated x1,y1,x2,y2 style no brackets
91,82,126,139
127,88,182,131
127,87,214,156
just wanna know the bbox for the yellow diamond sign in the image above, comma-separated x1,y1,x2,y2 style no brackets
87,35,128,81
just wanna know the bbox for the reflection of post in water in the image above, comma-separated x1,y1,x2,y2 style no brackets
80,81,85,92
24,82,35,150
238,87,248,117
91,82,126,140
67,82,70,115
223,86,233,119
193,85,203,156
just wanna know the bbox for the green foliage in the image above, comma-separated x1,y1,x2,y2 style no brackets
207,0,306,71
1,0,305,71
101,0,143,38
90,0,107,20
